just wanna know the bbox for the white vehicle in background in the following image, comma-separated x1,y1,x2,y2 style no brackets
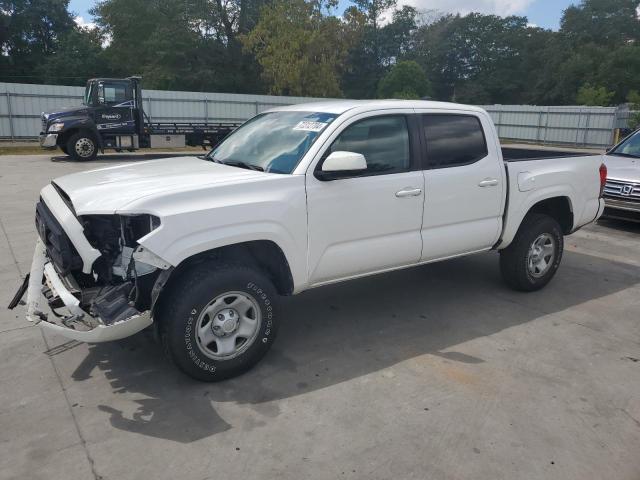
10,100,607,381
602,128,640,222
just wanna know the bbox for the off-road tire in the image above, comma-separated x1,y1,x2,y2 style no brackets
499,213,564,292
157,262,279,381
66,131,98,161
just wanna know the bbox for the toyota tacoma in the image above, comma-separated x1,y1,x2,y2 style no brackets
10,100,607,381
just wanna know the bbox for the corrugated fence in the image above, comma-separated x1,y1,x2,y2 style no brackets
482,105,635,149
1,82,637,148
0,82,334,141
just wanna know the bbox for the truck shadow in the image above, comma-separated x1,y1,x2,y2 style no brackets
69,250,639,443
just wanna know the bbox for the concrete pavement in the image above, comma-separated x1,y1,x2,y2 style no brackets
1,153,639,480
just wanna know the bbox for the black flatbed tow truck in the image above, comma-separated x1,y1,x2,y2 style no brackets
39,76,242,161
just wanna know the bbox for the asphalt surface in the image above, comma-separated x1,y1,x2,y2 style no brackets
1,152,639,480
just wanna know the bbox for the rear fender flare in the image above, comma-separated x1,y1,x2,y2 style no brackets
500,187,576,249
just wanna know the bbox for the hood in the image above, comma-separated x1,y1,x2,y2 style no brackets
45,105,90,122
51,157,267,215
603,154,640,183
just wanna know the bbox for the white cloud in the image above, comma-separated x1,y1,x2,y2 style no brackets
398,0,535,17
74,15,97,30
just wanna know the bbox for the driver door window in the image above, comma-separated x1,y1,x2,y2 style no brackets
326,115,411,175
99,82,129,105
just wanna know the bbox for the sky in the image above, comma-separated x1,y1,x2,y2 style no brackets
69,0,577,30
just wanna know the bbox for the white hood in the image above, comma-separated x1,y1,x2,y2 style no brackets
51,157,266,215
603,154,640,183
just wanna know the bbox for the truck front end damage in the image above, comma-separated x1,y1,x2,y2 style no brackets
12,183,172,342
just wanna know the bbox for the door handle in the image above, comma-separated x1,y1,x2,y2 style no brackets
396,188,423,198
478,178,499,187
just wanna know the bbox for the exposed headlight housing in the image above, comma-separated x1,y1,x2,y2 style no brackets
48,122,65,132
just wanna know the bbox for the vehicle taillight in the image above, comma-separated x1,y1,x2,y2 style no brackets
599,163,607,198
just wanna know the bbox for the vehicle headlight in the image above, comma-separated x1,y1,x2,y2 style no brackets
48,122,64,132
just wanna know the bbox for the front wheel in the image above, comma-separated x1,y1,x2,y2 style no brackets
66,131,98,161
158,262,279,381
499,213,564,292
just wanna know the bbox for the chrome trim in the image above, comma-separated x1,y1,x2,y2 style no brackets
603,178,640,202
39,133,58,148
603,197,640,213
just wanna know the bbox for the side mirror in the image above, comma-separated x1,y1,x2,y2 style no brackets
317,151,367,181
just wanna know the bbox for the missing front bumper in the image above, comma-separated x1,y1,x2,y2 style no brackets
19,239,153,343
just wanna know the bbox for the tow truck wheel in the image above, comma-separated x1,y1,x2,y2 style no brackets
157,262,280,381
60,145,68,155
67,131,97,161
499,213,564,292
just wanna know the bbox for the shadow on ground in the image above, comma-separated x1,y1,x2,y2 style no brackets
596,217,640,234
65,250,639,443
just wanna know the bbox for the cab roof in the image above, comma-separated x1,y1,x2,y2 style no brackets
268,99,486,115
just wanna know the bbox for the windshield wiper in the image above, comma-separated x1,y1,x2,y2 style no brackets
219,160,264,171
203,153,264,171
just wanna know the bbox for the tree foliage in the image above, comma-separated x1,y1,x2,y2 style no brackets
377,61,430,99
576,83,615,106
0,0,76,83
241,0,354,97
1,0,639,104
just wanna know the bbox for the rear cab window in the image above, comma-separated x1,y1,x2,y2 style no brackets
422,114,488,168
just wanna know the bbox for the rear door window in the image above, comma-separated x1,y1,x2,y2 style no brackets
422,114,488,168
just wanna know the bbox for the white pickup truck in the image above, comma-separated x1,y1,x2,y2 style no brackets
10,100,607,381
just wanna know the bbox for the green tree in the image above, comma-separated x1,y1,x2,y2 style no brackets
561,0,640,47
0,0,76,83
242,0,353,97
377,61,430,99
413,13,533,103
576,83,615,105
39,27,108,85
342,0,411,99
91,0,265,93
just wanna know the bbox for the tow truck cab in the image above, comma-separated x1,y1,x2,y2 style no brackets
40,76,239,161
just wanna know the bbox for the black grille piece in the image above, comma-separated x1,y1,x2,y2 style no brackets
35,200,83,275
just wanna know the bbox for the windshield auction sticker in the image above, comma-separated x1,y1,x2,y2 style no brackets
293,121,328,132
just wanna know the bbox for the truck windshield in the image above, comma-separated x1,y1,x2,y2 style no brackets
207,111,338,174
610,130,640,158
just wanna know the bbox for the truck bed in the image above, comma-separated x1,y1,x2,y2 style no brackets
502,146,598,162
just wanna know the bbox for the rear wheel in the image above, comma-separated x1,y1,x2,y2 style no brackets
157,262,279,381
66,131,97,161
500,213,563,291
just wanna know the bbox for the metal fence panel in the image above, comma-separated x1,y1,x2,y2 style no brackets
1,82,637,147
481,104,631,149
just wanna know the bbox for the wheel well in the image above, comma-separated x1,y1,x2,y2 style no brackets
57,128,97,148
162,240,294,297
527,197,573,234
